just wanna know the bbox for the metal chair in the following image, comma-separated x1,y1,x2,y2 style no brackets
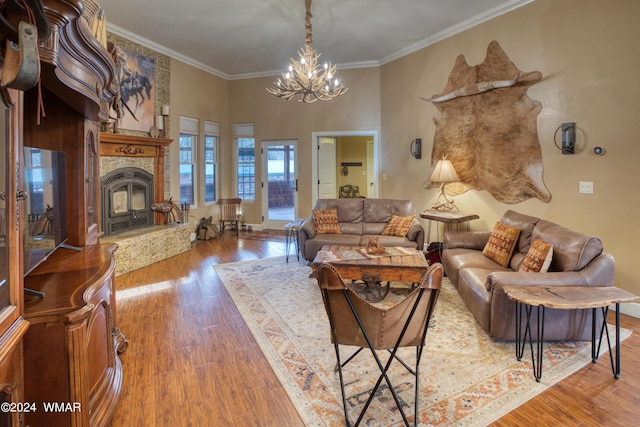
316,262,443,426
217,198,242,235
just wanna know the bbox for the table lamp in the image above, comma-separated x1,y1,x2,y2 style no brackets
429,157,460,211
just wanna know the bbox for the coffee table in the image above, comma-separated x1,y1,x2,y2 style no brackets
312,245,429,302
503,285,640,381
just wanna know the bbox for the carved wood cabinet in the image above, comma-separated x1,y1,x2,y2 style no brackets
0,89,30,427
23,244,124,427
0,0,123,426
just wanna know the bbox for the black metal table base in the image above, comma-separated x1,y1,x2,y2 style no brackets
514,302,622,382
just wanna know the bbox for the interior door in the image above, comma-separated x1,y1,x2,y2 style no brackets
366,140,374,198
261,140,298,229
317,137,336,198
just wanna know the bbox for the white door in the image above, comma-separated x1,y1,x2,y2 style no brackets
261,140,298,229
318,137,337,198
366,140,375,198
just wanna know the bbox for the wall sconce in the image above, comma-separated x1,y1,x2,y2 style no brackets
554,122,575,154
428,156,460,211
410,138,422,159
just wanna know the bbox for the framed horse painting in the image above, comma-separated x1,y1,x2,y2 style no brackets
114,47,155,133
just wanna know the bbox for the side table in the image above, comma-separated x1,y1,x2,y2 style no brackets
284,219,305,262
503,285,640,382
419,209,479,243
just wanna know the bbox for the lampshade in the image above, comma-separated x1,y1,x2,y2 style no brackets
429,158,460,183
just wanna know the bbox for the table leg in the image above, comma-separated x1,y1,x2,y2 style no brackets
615,303,621,379
520,304,545,382
285,228,291,262
294,228,300,261
592,304,622,379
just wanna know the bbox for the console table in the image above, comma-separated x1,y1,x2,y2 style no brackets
419,210,479,243
503,285,640,382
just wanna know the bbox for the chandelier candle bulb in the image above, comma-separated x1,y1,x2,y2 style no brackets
266,0,348,103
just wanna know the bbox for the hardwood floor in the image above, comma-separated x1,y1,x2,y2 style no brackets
109,233,640,426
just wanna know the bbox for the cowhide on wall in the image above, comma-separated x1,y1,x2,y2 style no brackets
422,40,551,203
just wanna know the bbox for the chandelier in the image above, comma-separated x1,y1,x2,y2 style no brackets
266,0,348,103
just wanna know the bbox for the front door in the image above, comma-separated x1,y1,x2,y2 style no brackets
261,140,298,229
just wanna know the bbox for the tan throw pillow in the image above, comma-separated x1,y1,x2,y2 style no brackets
313,209,341,234
482,221,521,267
518,239,553,273
381,214,415,237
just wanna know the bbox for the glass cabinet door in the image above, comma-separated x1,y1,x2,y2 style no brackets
0,99,8,310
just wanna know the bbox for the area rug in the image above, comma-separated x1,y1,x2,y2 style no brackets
238,229,287,242
214,257,630,426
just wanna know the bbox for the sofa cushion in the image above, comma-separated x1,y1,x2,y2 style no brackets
482,222,521,267
363,198,414,223
500,210,539,254
518,239,553,273
313,209,341,234
381,214,416,237
532,220,603,271
314,198,363,223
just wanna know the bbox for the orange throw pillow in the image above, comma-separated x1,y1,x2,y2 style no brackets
382,215,415,237
313,209,341,234
518,239,553,272
482,222,521,267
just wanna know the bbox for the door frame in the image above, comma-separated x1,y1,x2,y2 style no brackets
311,130,379,204
261,139,298,229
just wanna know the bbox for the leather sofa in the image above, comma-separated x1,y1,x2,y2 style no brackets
299,198,424,261
442,210,615,340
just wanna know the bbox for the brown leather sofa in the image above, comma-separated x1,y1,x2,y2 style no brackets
442,210,615,340
299,198,424,261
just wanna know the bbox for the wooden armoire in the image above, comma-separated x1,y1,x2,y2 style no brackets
0,1,126,426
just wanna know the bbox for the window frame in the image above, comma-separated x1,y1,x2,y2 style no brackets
233,123,256,202
203,121,219,205
179,116,199,208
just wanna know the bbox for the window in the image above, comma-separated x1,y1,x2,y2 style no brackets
179,117,198,206
203,121,219,204
234,124,255,201
25,147,45,213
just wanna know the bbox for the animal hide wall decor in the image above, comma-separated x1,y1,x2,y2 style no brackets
422,40,551,203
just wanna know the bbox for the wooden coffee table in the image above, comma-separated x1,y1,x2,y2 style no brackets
312,245,429,302
503,285,640,381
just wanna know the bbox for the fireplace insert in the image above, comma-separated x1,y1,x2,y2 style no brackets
101,167,154,236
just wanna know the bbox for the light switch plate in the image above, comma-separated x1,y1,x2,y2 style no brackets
579,181,594,194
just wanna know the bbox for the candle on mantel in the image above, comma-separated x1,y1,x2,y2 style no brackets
161,105,170,116
155,115,164,130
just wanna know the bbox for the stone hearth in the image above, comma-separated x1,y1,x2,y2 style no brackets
99,132,191,274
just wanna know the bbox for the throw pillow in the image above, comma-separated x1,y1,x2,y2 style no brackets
313,209,341,234
482,221,521,267
518,239,554,273
381,214,415,237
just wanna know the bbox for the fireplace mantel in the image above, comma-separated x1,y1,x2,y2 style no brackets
99,132,173,223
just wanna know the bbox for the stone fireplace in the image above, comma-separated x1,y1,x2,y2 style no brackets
99,132,191,275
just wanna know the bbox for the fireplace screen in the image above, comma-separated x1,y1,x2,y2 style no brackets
101,167,154,236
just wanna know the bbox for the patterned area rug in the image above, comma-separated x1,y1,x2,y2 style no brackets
214,257,630,426
238,229,287,242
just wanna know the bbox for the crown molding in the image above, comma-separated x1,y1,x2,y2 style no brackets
107,0,533,81
379,0,535,65
106,23,230,80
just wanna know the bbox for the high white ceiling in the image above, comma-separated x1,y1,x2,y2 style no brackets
102,0,532,79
